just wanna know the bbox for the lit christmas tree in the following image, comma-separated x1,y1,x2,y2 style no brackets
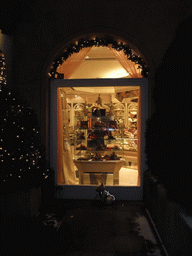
0,50,50,193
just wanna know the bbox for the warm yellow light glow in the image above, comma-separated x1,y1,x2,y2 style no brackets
105,69,129,78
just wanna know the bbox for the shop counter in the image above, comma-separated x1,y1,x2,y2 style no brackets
73,159,125,185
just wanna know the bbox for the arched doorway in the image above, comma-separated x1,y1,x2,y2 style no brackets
49,34,148,200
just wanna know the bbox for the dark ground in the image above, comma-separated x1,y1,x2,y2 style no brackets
1,199,165,255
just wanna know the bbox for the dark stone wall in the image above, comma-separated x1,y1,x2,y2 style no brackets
9,1,192,129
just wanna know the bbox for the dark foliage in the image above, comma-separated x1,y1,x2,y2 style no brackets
0,86,50,194
146,15,192,211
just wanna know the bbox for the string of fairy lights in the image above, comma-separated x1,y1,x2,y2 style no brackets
0,51,50,189
49,36,149,79
0,50,7,88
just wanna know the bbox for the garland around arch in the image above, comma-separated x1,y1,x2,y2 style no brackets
49,36,149,79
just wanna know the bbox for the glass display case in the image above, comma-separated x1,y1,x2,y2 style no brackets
73,110,126,184
74,114,125,160
71,101,138,158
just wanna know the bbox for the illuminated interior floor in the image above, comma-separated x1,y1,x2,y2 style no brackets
119,167,138,186
74,166,139,186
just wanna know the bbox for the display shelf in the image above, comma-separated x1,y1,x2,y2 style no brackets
72,101,138,182
127,102,138,129
74,121,125,161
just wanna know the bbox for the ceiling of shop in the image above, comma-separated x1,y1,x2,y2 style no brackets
62,86,139,104
69,46,130,79
62,46,138,104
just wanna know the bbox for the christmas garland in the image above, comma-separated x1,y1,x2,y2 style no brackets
49,36,149,79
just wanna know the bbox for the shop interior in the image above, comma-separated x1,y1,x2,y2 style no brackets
58,85,140,186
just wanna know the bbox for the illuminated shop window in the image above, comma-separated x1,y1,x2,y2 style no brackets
57,86,140,186
52,38,146,187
